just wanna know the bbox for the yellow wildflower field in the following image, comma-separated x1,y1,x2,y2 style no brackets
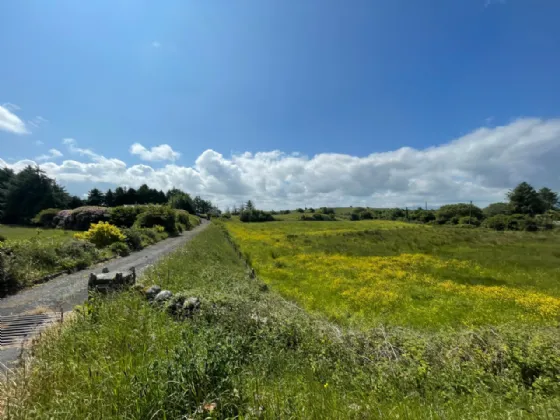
225,220,560,329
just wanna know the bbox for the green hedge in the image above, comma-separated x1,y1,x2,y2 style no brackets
134,205,178,234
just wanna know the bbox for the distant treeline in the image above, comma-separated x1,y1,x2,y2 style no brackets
344,182,559,231
223,183,559,229
0,165,215,225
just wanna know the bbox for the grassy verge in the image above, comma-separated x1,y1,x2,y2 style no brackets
3,224,559,419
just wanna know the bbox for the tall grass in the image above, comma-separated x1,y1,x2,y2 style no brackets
224,220,560,329
3,225,560,418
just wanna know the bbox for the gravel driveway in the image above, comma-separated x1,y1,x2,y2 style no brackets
0,220,208,370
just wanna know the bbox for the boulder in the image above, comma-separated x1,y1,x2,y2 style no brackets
154,290,173,303
145,285,161,300
88,267,136,294
183,297,201,317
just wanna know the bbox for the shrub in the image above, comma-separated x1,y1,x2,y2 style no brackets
53,210,73,229
175,209,192,231
56,239,97,259
483,215,507,231
523,217,538,232
126,227,168,248
415,210,436,223
53,206,110,231
458,216,480,227
350,213,360,221
134,205,178,234
0,249,16,290
296,208,304,213
0,234,6,243
74,221,126,248
71,206,111,231
505,214,526,231
31,208,60,227
109,241,130,256
141,228,158,242
320,207,335,215
109,206,145,228
239,210,275,223
122,228,143,251
360,210,374,220
436,203,483,224
55,240,100,270
300,213,336,221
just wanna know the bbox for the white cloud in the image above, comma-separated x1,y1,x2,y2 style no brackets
2,102,21,111
2,118,560,209
35,148,63,162
130,143,180,162
28,115,49,128
35,140,44,146
0,104,29,135
151,41,161,48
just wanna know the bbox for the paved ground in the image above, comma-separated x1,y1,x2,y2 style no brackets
0,220,208,371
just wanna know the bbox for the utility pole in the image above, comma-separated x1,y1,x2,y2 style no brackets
469,200,472,226
425,201,427,211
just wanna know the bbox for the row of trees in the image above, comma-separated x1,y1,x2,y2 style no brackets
0,167,76,224
347,182,558,228
0,165,215,225
85,187,215,215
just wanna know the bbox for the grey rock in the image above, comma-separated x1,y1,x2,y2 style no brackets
154,290,173,302
88,268,136,294
166,295,186,315
183,297,201,317
145,285,161,300
102,267,109,273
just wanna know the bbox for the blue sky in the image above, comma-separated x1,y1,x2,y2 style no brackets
1,0,560,208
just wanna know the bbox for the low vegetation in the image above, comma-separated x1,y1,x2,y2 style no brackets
4,224,560,418
0,223,170,294
225,220,560,329
0,204,200,294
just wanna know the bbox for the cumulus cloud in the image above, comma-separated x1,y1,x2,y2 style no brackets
35,148,63,162
2,118,560,209
0,104,29,134
130,143,180,162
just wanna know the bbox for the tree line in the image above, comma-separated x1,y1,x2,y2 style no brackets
0,165,215,225
348,182,558,230
84,186,214,215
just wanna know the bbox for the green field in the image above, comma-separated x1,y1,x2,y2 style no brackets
0,225,77,242
225,220,560,329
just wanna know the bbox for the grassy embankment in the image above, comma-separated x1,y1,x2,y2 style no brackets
3,223,559,419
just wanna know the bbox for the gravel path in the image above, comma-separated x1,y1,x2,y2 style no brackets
0,220,208,370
